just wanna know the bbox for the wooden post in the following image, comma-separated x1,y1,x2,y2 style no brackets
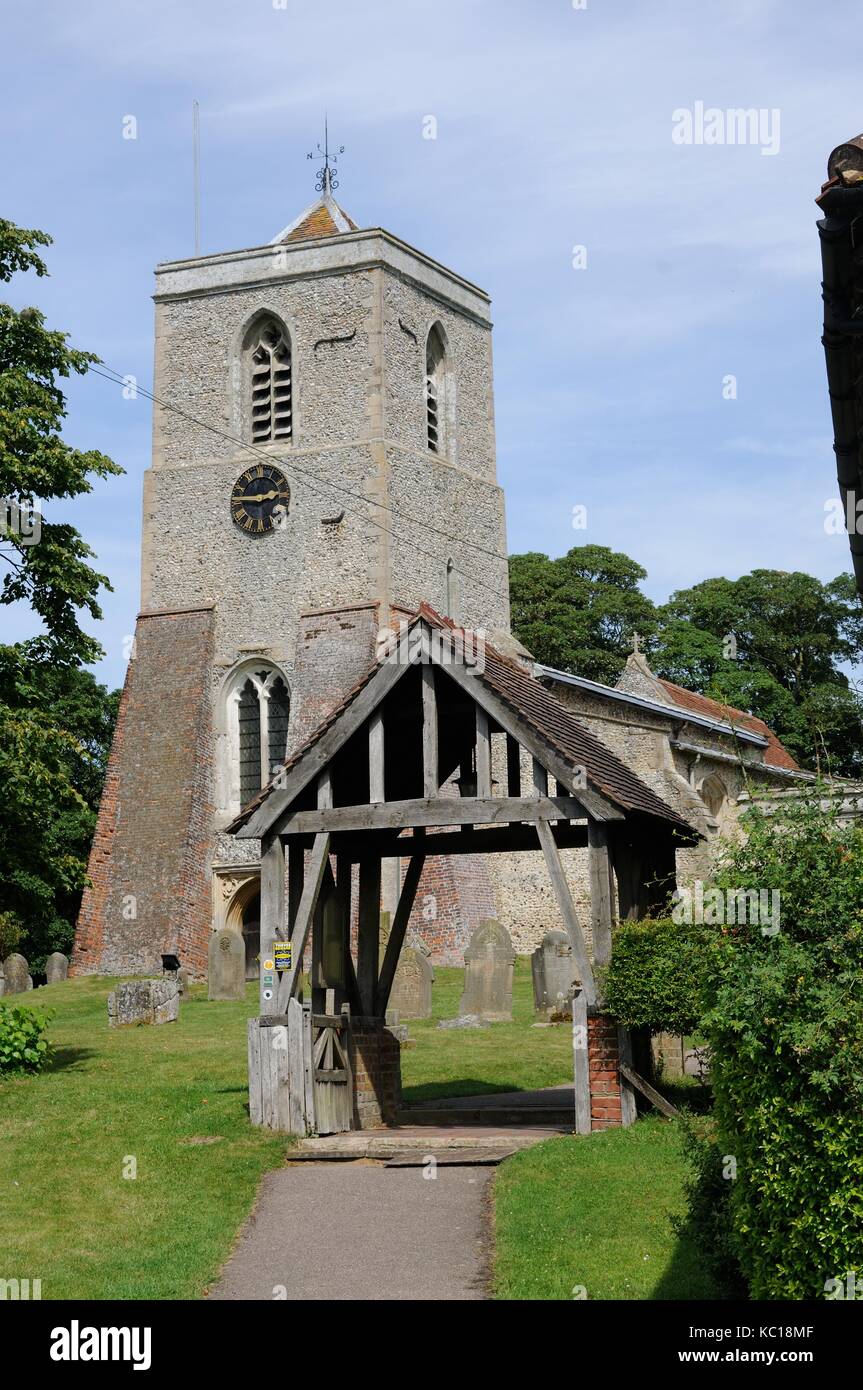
277,832,331,1009
506,734,521,798
475,707,491,798
369,709,385,803
422,663,438,798
357,858,382,1016
532,757,548,798
588,820,615,976
572,988,591,1135
536,815,597,1004
617,1025,638,1126
376,853,426,1013
259,834,285,1016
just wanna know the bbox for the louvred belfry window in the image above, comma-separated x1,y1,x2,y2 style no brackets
425,324,446,454
250,320,292,443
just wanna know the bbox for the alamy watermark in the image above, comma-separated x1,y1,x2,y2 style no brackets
672,102,781,157
672,881,780,936
1,497,41,545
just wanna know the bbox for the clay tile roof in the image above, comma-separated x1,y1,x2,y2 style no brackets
229,604,697,835
656,678,800,771
283,200,358,243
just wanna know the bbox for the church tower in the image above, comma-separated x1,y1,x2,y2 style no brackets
72,166,510,978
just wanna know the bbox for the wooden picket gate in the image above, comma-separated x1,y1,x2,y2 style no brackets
247,995,354,1135
310,1003,353,1135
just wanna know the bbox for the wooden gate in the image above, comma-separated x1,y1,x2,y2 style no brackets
311,1000,353,1135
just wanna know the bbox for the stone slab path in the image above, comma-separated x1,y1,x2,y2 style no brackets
208,1162,492,1301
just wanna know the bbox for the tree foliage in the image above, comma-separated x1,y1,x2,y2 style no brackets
508,543,863,775
0,218,121,968
509,545,657,685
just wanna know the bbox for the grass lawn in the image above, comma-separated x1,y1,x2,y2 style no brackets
400,959,572,1103
0,976,286,1300
494,1119,721,1300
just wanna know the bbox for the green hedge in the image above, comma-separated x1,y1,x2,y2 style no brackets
704,796,863,1299
602,914,706,1036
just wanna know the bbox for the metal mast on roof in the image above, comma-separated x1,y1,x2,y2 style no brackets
307,116,345,194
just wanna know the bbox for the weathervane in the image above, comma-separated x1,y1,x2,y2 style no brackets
307,117,344,194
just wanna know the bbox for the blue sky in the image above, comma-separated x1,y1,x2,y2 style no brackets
1,0,858,688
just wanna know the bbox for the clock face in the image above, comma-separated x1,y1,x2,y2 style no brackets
230,464,290,535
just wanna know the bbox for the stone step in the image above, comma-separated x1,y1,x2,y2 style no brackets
291,1128,566,1161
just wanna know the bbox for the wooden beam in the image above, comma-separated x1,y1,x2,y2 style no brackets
422,663,438,798
259,834,285,1016
376,854,426,1014
619,1062,678,1119
276,832,331,1009
532,757,548,798
588,820,615,973
476,707,491,798
369,710,385,803
281,795,587,835
239,655,406,838
506,734,521,797
356,859,381,1016
433,654,625,822
535,815,597,1004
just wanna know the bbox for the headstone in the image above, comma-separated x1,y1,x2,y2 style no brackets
177,967,191,996
531,929,575,1020
652,1031,685,1079
2,953,29,996
389,946,433,1020
107,978,180,1027
45,952,69,984
458,920,515,1022
208,928,246,1001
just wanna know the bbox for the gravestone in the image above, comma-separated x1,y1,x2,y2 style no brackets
458,920,515,1022
2,953,30,996
208,928,245,1001
389,947,433,1020
107,978,180,1027
177,967,191,996
531,929,575,1020
652,1032,685,1078
45,952,69,984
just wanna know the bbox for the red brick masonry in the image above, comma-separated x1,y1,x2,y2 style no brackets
71,606,215,979
350,1021,402,1128
587,1010,624,1130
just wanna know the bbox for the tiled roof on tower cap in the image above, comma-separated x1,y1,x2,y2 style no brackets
228,604,697,834
656,678,800,772
271,194,359,245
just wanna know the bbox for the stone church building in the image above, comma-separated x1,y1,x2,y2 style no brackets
70,174,805,980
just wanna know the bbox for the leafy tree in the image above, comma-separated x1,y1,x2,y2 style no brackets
509,545,657,684
652,570,863,775
0,217,121,968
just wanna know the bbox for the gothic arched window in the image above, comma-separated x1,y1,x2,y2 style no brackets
698,773,727,819
425,324,447,454
226,666,291,810
248,319,292,444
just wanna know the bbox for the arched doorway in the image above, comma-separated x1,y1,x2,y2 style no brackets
241,891,261,981
221,873,262,981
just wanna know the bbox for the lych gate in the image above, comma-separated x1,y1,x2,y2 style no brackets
230,608,696,1138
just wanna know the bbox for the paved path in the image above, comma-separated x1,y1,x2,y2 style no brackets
209,1162,492,1301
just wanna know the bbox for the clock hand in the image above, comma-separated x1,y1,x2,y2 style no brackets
242,489,280,503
